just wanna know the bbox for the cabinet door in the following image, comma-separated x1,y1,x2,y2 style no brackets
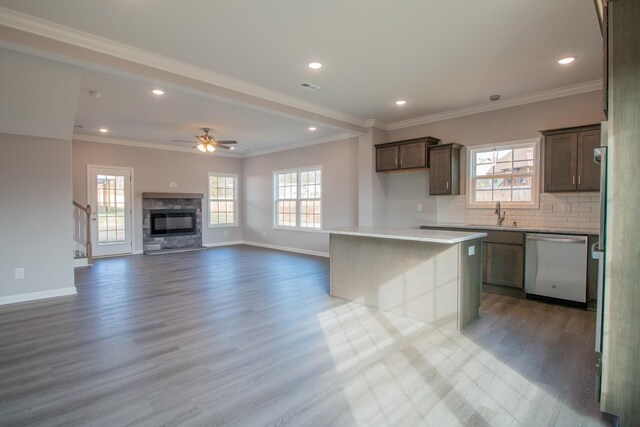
544,133,578,192
376,146,398,172
577,130,601,191
429,148,452,195
399,141,426,169
485,243,524,288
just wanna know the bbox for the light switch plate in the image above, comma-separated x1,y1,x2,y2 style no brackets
417,203,423,212
169,182,178,188
468,245,475,256
15,268,24,279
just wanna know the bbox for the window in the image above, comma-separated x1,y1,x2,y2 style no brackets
274,167,322,230
208,173,238,226
467,138,540,208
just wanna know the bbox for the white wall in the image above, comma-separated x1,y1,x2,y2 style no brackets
378,90,605,228
0,135,76,302
243,137,359,255
72,140,244,251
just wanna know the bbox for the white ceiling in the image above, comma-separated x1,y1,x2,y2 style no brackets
0,0,602,153
74,69,344,155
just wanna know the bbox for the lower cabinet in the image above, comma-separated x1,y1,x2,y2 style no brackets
484,242,524,289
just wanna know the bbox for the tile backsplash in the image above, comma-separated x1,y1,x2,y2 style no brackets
436,192,600,232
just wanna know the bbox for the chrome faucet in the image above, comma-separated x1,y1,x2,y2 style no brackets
495,201,506,226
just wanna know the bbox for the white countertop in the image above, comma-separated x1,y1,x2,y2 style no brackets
420,223,598,236
327,227,487,244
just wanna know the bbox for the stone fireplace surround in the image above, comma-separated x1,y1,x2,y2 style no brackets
142,192,204,253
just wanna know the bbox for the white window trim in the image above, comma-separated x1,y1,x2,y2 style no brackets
273,165,323,232
208,172,239,228
466,138,541,209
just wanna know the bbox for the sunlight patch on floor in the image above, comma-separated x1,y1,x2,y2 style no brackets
317,301,605,426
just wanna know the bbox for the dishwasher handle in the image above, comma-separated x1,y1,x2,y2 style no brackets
526,235,587,244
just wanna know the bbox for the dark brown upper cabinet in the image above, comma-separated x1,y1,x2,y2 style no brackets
428,143,462,195
375,137,440,172
542,124,601,193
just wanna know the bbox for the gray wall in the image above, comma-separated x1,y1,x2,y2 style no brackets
0,135,76,299
0,48,80,141
72,140,244,251
0,50,81,303
243,137,359,254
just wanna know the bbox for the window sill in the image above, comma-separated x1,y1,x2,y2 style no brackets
208,224,240,229
273,226,323,233
466,202,540,210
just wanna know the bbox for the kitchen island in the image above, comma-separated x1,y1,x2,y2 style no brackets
328,227,486,331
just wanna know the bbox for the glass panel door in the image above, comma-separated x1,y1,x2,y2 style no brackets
89,166,133,257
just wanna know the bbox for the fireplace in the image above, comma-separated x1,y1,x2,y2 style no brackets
142,193,203,252
150,209,197,237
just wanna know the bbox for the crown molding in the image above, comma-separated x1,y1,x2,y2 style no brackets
364,119,388,130
387,80,603,131
73,134,242,158
242,133,356,158
0,7,369,129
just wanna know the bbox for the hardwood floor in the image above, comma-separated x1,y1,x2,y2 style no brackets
0,245,609,426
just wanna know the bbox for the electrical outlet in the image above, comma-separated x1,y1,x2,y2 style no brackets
562,204,572,214
169,182,178,188
468,246,475,256
541,203,553,214
224,231,228,237
417,203,423,212
15,268,24,279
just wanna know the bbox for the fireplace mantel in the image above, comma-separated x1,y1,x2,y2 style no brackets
142,192,203,199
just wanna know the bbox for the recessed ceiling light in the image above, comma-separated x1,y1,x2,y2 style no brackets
558,56,576,65
151,89,165,95
308,126,317,131
308,62,322,70
230,147,235,150
99,128,108,133
395,100,407,106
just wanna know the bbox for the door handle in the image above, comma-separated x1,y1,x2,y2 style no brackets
578,176,581,185
573,176,576,185
446,182,449,190
527,236,586,244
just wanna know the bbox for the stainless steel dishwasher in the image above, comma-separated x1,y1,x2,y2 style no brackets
524,233,588,304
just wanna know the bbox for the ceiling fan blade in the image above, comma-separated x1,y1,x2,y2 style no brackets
217,140,238,145
196,135,208,142
215,144,231,150
172,139,197,143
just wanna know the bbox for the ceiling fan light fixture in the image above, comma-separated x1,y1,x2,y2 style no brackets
207,144,215,152
197,143,207,152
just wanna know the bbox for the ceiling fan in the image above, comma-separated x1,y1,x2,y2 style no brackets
172,128,238,152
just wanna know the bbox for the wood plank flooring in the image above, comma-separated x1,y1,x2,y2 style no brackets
0,245,610,426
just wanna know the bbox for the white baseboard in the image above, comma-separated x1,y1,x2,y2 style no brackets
242,241,329,258
203,241,244,248
133,249,144,254
0,287,77,306
73,258,91,268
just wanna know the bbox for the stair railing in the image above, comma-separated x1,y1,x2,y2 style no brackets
73,202,92,264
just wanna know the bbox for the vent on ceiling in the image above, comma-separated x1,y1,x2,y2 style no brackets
299,82,320,91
